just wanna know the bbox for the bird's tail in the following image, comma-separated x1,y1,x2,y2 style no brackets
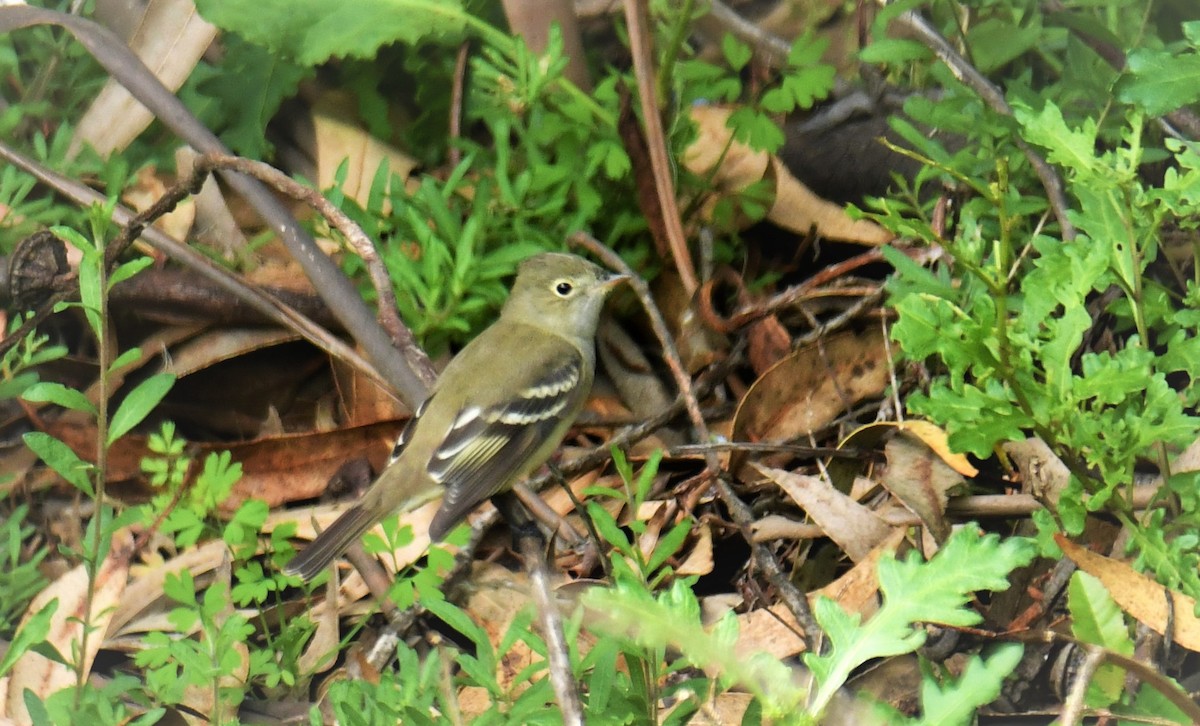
284,504,378,581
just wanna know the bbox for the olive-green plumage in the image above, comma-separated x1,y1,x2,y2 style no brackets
285,252,625,581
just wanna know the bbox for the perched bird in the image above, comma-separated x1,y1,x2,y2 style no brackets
285,252,626,580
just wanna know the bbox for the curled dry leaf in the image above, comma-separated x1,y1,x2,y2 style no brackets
730,328,892,475
880,431,966,544
1056,535,1200,653
684,105,893,245
753,464,892,562
7,529,133,725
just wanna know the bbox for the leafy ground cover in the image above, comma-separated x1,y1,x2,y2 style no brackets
1,0,1200,723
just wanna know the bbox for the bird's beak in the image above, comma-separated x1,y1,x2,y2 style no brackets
599,273,630,293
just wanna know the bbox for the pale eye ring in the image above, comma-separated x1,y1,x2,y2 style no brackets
554,280,574,297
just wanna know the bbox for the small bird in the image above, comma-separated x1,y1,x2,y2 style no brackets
285,252,626,580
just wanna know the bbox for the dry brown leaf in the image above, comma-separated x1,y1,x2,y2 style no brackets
163,328,302,378
880,432,965,543
684,106,893,244
312,98,419,209
734,528,907,660
122,165,196,241
1056,535,1200,652
676,521,714,576
109,539,228,637
460,562,537,691
225,420,405,510
7,530,133,725
731,328,891,475
753,464,892,562
70,0,217,158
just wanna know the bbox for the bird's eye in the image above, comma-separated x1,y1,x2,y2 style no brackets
554,280,574,297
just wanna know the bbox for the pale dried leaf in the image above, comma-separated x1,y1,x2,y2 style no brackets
881,432,964,542
109,539,228,637
676,522,714,576
753,464,892,562
313,106,419,208
70,0,217,157
7,530,133,724
734,529,906,661
684,106,892,244
1057,535,1200,652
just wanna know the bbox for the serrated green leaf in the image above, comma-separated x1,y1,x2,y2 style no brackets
918,643,1023,725
1118,49,1200,116
195,0,470,66
108,373,176,445
805,527,1035,716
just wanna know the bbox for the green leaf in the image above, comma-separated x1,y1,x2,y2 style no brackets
722,34,752,72
108,256,154,289
0,599,57,677
108,373,176,445
190,36,311,157
1068,571,1133,706
23,432,94,496
108,347,143,375
804,527,1035,716
859,38,932,64
21,382,96,415
918,643,1024,725
1118,49,1200,116
194,0,471,66
965,17,1042,73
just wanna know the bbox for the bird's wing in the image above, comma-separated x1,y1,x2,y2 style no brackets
424,338,587,540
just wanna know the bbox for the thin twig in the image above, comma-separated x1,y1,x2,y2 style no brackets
449,41,471,168
621,0,697,293
195,153,436,388
570,231,824,651
0,142,398,396
1058,645,1106,726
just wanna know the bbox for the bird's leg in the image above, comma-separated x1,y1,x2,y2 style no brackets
489,490,583,721
490,490,544,550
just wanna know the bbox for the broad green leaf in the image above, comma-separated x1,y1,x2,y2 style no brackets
722,34,752,72
965,17,1042,73
107,256,154,289
108,373,176,445
1118,49,1200,116
194,0,470,67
